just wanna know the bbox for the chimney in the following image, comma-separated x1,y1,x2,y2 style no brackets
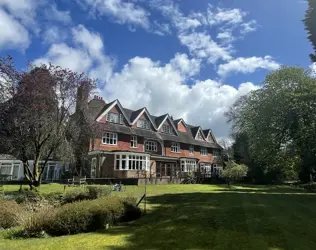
76,83,89,112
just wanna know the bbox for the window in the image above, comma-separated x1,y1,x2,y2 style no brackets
119,114,124,124
213,150,220,158
102,132,118,145
196,131,203,140
181,159,197,172
189,145,194,155
171,142,180,153
137,119,150,129
106,112,119,123
162,124,171,134
200,147,207,156
114,153,149,171
145,141,157,152
130,135,138,148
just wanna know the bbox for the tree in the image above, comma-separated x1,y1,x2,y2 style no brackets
303,0,316,62
226,67,316,183
0,56,96,189
221,161,248,185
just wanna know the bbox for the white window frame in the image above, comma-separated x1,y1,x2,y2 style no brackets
213,150,220,158
189,145,194,155
137,119,150,129
162,124,171,134
200,147,207,156
114,153,149,171
181,159,197,172
130,135,138,148
171,142,180,153
106,112,119,123
145,141,157,152
119,114,124,124
102,132,118,145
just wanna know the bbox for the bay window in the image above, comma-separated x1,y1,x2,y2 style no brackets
181,159,197,172
171,142,180,153
114,153,149,171
200,147,207,156
102,132,118,145
145,140,157,152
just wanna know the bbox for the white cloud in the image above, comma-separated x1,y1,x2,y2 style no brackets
42,26,68,44
178,32,232,63
34,24,114,83
241,20,258,34
0,9,30,50
101,54,258,138
206,5,246,26
44,4,72,24
217,56,280,77
76,0,150,29
152,21,172,36
310,63,316,77
169,53,200,77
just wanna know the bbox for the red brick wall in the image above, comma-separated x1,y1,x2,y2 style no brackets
93,133,144,152
178,121,187,132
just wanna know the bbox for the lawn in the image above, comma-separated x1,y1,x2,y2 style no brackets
1,184,316,250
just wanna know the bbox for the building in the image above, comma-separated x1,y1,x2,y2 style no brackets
88,96,223,183
0,154,68,182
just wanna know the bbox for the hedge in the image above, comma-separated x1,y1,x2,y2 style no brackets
23,196,141,236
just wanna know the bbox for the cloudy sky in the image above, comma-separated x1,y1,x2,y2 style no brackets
0,0,314,140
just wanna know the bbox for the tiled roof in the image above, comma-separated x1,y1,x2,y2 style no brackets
93,99,222,149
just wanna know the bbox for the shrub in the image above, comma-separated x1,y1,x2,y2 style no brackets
62,189,90,204
0,200,25,229
14,189,41,204
120,196,141,222
86,185,111,199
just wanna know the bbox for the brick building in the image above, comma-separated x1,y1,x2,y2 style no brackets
87,96,223,182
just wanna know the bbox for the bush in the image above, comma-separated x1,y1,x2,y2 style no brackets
86,185,111,199
21,196,141,236
62,189,90,204
0,200,25,229
14,189,41,204
301,182,316,192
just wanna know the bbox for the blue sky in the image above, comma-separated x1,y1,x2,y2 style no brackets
0,0,314,140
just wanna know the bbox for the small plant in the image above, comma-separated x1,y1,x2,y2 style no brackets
86,185,111,199
62,189,90,204
0,200,25,229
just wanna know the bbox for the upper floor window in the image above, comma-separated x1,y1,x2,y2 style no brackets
189,145,194,155
213,150,220,158
130,135,138,148
196,131,203,140
200,147,207,156
137,119,150,129
106,112,123,124
162,124,171,134
171,142,180,153
145,141,157,152
102,132,117,145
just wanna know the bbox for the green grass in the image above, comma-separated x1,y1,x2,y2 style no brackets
1,184,316,250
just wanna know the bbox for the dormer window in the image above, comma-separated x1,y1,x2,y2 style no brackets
106,112,123,124
137,119,150,129
196,131,203,140
162,124,171,134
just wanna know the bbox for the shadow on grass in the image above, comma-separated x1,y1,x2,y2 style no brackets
105,191,316,250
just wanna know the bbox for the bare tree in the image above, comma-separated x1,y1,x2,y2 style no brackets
0,56,96,189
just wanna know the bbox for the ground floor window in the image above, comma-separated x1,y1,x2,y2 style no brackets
180,159,197,172
91,158,97,178
115,153,149,171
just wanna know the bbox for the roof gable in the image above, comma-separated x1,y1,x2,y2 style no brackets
191,127,206,140
157,114,179,135
131,107,157,130
95,100,131,124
